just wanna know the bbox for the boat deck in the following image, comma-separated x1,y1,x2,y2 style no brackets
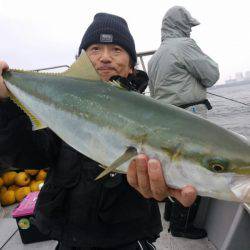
0,203,216,250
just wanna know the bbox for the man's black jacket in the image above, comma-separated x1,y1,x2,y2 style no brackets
0,72,162,248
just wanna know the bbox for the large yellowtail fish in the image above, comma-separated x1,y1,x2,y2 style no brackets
2,51,250,203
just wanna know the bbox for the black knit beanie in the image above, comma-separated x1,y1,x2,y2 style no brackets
78,13,137,66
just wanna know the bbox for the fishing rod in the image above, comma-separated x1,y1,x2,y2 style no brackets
207,92,250,106
144,90,250,106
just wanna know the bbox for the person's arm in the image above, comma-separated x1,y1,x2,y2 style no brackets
127,154,197,207
182,39,220,87
0,61,60,170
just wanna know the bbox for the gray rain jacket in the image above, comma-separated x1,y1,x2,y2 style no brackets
148,6,220,107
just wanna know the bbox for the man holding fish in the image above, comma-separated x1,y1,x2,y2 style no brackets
0,13,197,250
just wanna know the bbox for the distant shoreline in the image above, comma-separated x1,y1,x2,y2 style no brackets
213,80,250,89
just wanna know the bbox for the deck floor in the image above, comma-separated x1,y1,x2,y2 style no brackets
0,203,216,250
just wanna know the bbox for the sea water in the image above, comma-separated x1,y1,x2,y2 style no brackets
208,83,250,140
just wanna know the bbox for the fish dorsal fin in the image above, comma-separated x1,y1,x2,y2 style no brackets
61,50,101,81
9,92,46,131
95,146,138,180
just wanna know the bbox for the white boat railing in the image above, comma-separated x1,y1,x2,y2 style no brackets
136,50,155,72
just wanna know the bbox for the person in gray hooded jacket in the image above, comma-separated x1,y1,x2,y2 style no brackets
148,6,220,239
148,5,219,118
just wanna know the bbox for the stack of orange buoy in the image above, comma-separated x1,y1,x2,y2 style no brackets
0,169,47,206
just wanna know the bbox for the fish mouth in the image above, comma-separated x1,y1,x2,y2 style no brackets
230,176,250,203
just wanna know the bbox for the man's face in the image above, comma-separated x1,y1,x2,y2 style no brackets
86,44,133,81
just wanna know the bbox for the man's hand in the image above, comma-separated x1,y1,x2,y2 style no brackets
127,154,197,207
0,61,10,100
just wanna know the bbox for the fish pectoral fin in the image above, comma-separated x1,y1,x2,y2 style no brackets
61,50,101,81
98,164,126,174
95,146,138,180
9,93,46,130
170,143,182,162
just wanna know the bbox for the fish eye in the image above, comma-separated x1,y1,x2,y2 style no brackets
203,157,229,173
210,163,224,172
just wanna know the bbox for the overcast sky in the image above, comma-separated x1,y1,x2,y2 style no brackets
1,0,250,84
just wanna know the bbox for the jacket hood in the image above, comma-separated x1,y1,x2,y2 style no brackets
161,6,200,41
